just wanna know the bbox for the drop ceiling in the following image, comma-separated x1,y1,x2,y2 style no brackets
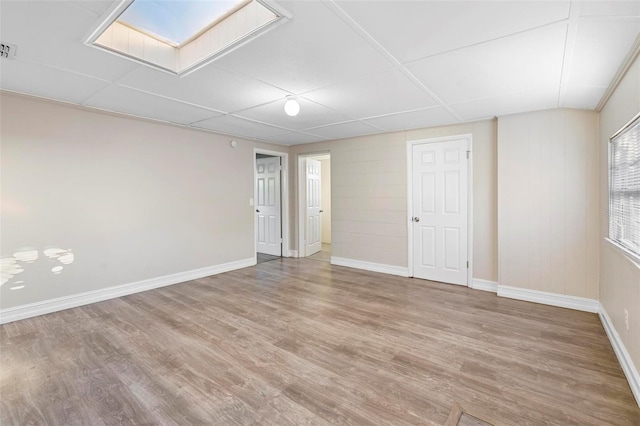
1,0,639,145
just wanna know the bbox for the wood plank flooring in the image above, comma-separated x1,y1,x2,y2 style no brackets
1,258,638,425
307,243,331,263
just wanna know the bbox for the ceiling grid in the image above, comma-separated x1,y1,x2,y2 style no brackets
1,0,638,145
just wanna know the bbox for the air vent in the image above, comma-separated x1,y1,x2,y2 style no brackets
0,42,17,59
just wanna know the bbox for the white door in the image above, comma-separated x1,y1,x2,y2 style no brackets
305,158,322,256
256,156,281,256
411,138,468,285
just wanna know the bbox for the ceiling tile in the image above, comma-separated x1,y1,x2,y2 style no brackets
1,0,638,144
0,59,109,104
84,85,221,124
561,85,607,109
336,0,570,63
67,1,114,17
580,1,640,17
304,68,438,119
0,1,139,82
214,1,393,94
304,121,383,140
260,132,328,146
363,107,459,132
236,98,352,131
449,88,559,122
190,114,288,139
119,65,289,113
567,18,640,87
407,22,567,105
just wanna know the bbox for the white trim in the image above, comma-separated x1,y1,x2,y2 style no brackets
467,139,474,286
0,257,255,325
472,278,498,293
596,33,640,111
287,250,298,258
605,239,640,269
497,285,599,313
298,155,306,257
599,304,640,407
330,257,409,277
407,141,413,276
406,134,473,286
254,148,289,258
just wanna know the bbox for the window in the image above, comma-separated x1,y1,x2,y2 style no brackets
118,0,247,46
87,0,288,75
609,113,640,259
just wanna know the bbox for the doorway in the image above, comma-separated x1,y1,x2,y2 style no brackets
298,153,331,261
254,149,289,264
407,135,473,286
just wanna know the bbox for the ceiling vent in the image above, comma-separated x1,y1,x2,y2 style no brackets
0,43,17,59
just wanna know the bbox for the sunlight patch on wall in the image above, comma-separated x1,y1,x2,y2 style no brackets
0,247,75,290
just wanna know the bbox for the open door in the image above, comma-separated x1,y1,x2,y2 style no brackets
305,158,322,256
256,156,282,256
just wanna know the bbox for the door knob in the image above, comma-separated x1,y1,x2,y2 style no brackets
412,217,420,222
256,209,260,213
319,210,324,213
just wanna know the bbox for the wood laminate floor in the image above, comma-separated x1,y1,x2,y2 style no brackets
256,253,281,264
307,243,331,263
1,259,638,425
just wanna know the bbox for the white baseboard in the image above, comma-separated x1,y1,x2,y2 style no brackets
599,304,640,407
472,279,498,293
287,250,298,258
497,285,600,313
0,257,256,325
330,257,409,277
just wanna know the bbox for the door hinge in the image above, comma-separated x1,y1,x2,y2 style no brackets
279,238,283,243
466,261,469,268
466,150,471,159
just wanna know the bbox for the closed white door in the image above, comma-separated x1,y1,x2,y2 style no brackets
305,158,322,256
256,156,281,256
411,138,468,285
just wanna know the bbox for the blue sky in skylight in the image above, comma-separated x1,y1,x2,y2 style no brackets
118,0,246,45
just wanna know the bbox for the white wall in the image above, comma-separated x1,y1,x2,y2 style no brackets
289,119,498,281
498,108,599,299
0,92,286,309
320,159,331,244
599,54,640,375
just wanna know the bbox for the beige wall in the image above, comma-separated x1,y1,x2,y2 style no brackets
320,159,331,244
599,54,640,374
498,108,599,299
289,119,498,282
0,92,286,309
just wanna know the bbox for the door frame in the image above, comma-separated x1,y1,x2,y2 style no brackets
406,134,473,286
254,148,290,259
297,152,330,258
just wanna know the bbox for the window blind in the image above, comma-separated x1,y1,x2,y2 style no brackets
610,114,640,258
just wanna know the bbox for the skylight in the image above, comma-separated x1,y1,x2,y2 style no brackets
87,0,290,75
118,0,248,46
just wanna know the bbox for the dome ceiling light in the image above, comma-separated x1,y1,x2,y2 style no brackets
284,96,300,117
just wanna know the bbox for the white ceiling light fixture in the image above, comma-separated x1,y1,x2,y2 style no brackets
284,96,300,117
